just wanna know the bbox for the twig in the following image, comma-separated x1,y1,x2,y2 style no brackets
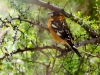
82,51,100,57
8,17,49,31
0,27,10,40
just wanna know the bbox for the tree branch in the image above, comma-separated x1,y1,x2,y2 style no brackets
0,46,63,60
75,37,100,47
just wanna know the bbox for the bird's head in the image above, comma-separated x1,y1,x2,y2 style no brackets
48,12,65,19
48,12,63,17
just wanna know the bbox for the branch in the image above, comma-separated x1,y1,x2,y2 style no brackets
0,46,63,60
75,37,100,47
8,17,49,31
46,62,51,75
19,0,99,38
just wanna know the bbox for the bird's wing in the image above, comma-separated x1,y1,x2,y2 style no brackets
51,20,74,45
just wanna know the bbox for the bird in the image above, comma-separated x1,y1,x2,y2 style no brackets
47,11,81,57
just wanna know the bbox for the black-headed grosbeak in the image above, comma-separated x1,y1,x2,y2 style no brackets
48,12,81,57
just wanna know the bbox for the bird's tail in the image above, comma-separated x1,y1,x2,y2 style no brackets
72,46,81,57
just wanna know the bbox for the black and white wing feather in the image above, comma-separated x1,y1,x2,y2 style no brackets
51,20,74,46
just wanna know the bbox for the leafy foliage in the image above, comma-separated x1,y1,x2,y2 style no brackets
0,0,100,75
